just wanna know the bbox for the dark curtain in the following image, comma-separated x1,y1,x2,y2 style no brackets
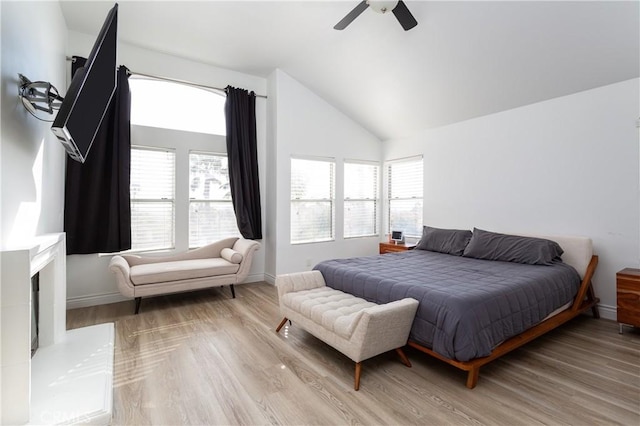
224,86,262,240
64,56,131,254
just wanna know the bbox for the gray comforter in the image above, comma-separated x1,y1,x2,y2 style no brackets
314,250,581,361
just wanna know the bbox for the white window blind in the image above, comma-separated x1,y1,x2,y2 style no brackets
387,157,423,237
344,161,379,238
189,152,240,247
290,157,335,244
130,147,175,251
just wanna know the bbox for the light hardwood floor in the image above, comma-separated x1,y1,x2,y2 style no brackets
67,282,640,425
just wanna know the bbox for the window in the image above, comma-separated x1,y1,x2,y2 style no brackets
127,78,237,253
189,152,239,247
344,161,379,238
290,157,335,244
129,76,226,135
387,157,423,237
130,147,175,251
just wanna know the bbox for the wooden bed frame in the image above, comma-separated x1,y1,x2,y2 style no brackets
407,255,599,389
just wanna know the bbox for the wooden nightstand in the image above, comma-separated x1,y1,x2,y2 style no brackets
616,268,640,334
379,242,416,254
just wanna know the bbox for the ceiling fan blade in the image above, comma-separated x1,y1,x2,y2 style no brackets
392,0,418,31
334,1,369,30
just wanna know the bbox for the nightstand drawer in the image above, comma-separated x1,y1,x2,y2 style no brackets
616,269,640,328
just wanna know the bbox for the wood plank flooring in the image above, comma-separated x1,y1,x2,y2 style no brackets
67,282,640,425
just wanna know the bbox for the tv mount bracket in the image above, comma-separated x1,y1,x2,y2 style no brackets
18,73,64,115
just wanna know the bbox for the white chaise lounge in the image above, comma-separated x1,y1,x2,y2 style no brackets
109,237,260,314
275,270,419,390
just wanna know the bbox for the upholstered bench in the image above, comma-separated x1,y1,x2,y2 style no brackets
275,270,419,390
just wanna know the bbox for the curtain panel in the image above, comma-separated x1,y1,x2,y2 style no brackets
64,57,132,254
224,86,262,240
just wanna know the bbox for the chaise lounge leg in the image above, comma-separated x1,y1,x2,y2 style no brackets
276,317,289,332
395,348,412,367
134,297,142,315
354,362,362,391
230,284,236,299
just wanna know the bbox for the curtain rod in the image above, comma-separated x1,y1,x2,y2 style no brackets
66,56,267,99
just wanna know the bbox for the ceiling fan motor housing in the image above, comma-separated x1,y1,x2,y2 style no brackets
367,1,399,14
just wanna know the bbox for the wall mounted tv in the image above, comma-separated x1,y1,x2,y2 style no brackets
51,3,118,163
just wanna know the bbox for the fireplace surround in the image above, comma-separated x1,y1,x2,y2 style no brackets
1,233,114,424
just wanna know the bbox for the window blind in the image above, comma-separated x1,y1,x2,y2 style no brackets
189,152,240,247
290,157,335,244
344,161,379,238
387,157,423,237
130,147,175,251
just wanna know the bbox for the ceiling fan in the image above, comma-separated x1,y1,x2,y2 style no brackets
334,1,418,31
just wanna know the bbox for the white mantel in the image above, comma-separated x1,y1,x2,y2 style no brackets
0,233,114,425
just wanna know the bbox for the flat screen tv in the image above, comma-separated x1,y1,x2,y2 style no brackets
51,3,118,163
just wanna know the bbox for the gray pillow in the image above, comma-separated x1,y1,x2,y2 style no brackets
462,228,564,265
415,226,472,256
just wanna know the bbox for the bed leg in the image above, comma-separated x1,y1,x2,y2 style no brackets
466,367,479,389
395,348,412,368
354,362,362,391
587,285,600,318
275,317,289,333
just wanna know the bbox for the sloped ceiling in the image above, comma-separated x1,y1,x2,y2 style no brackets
60,1,639,140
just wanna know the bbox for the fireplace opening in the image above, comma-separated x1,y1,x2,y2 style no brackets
31,272,39,357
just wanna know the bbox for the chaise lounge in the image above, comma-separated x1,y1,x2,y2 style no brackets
109,237,260,313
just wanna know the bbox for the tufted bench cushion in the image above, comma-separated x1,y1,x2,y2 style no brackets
281,287,377,339
275,270,419,390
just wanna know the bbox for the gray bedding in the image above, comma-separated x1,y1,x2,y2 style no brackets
314,250,581,361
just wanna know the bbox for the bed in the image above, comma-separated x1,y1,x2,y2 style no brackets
314,228,599,388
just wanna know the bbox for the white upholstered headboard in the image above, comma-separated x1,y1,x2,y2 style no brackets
523,234,593,279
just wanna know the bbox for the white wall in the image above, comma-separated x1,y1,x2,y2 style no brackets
0,2,67,247
65,31,268,308
384,78,640,319
266,70,382,280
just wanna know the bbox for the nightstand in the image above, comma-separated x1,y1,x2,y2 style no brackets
379,242,416,254
616,268,640,334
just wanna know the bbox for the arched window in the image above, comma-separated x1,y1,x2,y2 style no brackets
129,76,226,135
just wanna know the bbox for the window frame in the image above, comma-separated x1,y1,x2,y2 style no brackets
343,159,380,239
188,150,240,248
290,156,336,245
129,145,177,253
385,155,424,239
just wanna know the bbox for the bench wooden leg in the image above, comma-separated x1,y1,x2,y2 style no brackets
396,348,411,367
134,297,142,315
276,317,289,333
354,362,362,391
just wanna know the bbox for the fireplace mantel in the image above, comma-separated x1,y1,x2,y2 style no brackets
0,233,114,424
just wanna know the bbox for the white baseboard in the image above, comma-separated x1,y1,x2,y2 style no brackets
66,292,130,310
66,273,269,310
597,303,616,321
244,273,267,283
264,273,276,285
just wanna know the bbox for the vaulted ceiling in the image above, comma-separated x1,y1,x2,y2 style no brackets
60,1,640,140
